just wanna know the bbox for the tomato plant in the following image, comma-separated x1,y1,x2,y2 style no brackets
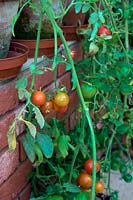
54,103,68,113
54,92,69,107
77,172,92,189
40,101,54,114
31,90,46,106
81,83,97,99
97,25,112,36
95,181,104,193
84,159,100,174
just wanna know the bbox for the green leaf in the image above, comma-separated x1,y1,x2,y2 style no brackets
120,81,133,95
46,196,64,200
66,63,72,71
89,12,98,24
82,3,90,13
22,136,36,163
74,191,91,200
34,106,45,129
75,2,82,13
71,72,77,90
98,10,105,23
79,144,89,158
16,77,28,90
23,120,37,138
116,123,130,134
63,183,81,193
36,133,54,158
57,167,66,178
57,135,70,158
7,121,17,151
90,22,99,41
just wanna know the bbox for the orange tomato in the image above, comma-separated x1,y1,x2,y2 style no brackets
40,101,54,114
31,91,46,106
95,181,104,193
77,172,92,189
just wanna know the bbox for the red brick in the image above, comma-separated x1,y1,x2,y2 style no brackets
0,144,19,185
0,80,19,115
21,64,54,91
0,159,32,200
57,63,67,77
19,139,27,162
19,183,31,200
69,111,77,130
57,72,72,92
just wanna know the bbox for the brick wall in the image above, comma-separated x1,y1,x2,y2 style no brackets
0,41,83,200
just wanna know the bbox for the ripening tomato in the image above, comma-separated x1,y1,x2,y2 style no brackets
40,101,54,114
54,103,68,113
54,92,69,107
31,91,46,106
97,25,112,36
84,159,100,174
81,83,97,99
77,172,92,189
95,181,104,193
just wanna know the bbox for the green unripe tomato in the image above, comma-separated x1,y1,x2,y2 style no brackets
81,83,97,99
123,173,133,183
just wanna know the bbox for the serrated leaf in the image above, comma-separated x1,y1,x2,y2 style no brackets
22,136,36,163
63,183,81,193
57,135,70,158
16,77,28,90
36,133,54,158
34,106,45,129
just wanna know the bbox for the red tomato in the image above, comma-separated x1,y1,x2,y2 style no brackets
40,101,54,114
95,181,104,193
84,159,100,174
97,26,112,36
54,92,69,107
31,91,46,106
54,103,68,113
77,172,92,189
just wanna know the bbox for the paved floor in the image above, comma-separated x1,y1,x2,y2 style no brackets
104,171,133,200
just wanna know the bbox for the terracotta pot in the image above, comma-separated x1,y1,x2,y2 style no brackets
61,24,89,41
0,42,29,80
12,38,62,58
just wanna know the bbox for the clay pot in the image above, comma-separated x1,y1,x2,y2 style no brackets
0,42,29,80
61,24,89,41
12,38,62,58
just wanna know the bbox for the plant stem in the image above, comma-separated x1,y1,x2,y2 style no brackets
69,145,80,183
30,11,43,90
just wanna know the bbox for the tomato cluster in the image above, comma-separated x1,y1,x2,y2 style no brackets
31,90,70,115
77,159,104,194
